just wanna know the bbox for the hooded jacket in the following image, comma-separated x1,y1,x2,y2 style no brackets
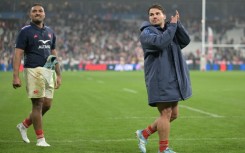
139,21,192,106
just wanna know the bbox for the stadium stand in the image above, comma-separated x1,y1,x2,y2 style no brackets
0,0,245,71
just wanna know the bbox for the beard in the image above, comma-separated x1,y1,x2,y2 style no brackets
32,19,42,25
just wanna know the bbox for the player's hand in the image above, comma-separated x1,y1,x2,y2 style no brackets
12,77,21,89
55,75,62,89
176,10,180,21
170,15,178,23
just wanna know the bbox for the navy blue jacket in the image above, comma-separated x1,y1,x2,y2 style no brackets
15,22,56,68
139,21,192,106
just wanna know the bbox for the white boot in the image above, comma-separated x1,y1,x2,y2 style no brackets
36,138,50,147
16,123,30,143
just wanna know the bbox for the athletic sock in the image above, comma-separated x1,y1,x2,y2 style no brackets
159,140,169,152
142,125,156,139
35,129,44,139
22,118,32,128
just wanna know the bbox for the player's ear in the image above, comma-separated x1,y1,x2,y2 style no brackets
163,14,166,20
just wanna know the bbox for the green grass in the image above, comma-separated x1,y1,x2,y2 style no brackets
0,71,245,153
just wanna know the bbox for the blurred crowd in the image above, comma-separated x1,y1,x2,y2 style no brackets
1,0,245,71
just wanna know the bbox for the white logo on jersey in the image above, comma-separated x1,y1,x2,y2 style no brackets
39,40,51,44
38,45,51,49
38,40,51,49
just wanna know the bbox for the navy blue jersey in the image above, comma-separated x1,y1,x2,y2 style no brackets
15,22,56,68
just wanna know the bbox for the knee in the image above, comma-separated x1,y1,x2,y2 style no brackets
160,108,172,119
43,98,52,110
43,103,51,111
170,114,178,122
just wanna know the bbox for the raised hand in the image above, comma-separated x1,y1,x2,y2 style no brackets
176,10,180,21
170,15,178,23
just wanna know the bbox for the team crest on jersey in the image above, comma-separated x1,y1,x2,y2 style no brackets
48,33,52,39
34,34,38,38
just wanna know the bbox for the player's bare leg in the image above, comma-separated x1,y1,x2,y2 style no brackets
148,102,178,130
31,98,43,132
42,98,52,115
24,97,52,121
31,98,50,147
136,102,178,153
16,98,43,144
17,98,52,145
156,102,178,153
170,102,178,122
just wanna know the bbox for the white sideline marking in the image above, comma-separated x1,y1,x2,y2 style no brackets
53,137,245,142
1,137,244,143
109,116,245,119
108,116,226,119
179,105,224,118
123,88,138,94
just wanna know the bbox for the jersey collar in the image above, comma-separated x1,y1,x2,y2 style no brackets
30,22,46,30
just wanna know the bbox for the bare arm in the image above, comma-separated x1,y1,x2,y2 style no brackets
51,49,62,89
12,48,24,89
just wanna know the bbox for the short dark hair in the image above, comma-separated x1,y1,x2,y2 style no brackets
148,4,165,15
30,3,44,12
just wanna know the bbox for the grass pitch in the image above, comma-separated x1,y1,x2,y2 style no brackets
0,71,245,153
